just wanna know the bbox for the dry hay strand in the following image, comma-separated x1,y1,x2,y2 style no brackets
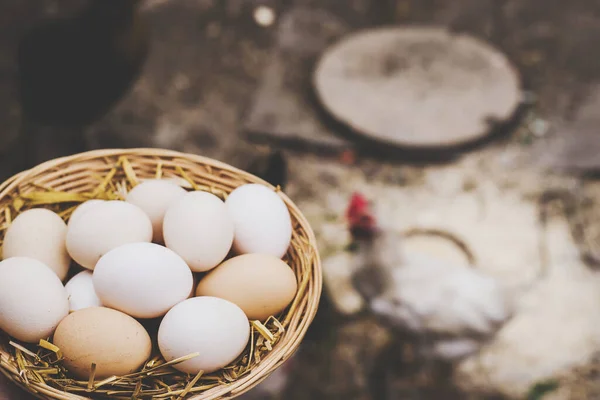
0,148,322,400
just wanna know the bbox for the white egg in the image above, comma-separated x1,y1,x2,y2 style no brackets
157,296,250,374
93,242,194,319
66,201,153,270
0,257,69,343
68,200,105,228
225,184,292,258
126,180,187,243
2,208,71,281
65,271,102,312
163,191,234,272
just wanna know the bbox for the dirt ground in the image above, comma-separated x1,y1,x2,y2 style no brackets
2,0,600,399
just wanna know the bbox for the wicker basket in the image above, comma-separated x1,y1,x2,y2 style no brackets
0,148,322,400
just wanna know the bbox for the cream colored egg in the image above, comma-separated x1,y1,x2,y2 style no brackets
53,307,152,379
195,253,297,321
126,179,187,243
65,271,102,312
158,297,250,374
163,191,234,272
0,257,69,343
225,184,292,258
68,200,105,227
93,242,194,319
66,201,153,270
2,208,70,281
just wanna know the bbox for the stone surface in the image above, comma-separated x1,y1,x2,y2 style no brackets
534,84,600,174
0,0,84,177
313,27,521,148
242,7,357,154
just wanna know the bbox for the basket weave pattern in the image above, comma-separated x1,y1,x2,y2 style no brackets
0,148,322,400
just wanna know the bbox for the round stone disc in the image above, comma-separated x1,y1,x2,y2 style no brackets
313,27,521,148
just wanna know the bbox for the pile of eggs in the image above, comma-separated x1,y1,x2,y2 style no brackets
0,180,298,379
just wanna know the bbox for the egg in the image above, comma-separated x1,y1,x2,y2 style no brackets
225,184,292,258
67,200,105,227
53,307,152,379
195,254,297,321
0,257,69,343
2,208,70,281
66,200,153,269
93,242,194,318
125,179,187,243
65,271,102,312
157,297,250,374
163,191,234,272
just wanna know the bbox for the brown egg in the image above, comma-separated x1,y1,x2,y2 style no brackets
53,307,152,379
195,254,297,321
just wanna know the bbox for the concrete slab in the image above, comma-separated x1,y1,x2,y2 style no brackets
242,7,356,154
314,27,522,149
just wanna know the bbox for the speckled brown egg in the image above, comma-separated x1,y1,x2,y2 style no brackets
195,254,297,321
53,307,152,379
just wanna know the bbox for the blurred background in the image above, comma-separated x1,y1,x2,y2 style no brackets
2,0,600,399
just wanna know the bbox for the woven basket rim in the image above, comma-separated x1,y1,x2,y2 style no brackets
0,148,322,400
